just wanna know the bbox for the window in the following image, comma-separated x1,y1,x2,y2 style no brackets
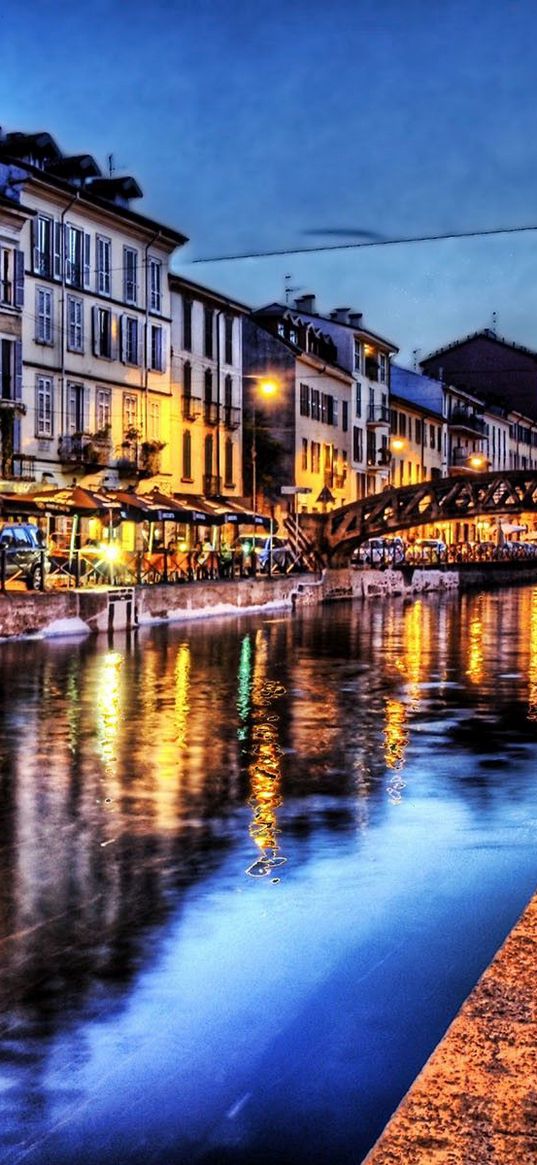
311,389,320,420
183,298,192,350
182,430,192,479
93,307,112,358
36,375,53,437
34,214,54,278
36,287,53,344
379,353,387,383
224,437,234,487
224,315,233,364
366,430,376,464
224,374,233,410
299,382,310,417
148,258,162,313
355,382,362,418
184,361,192,398
311,441,320,473
95,388,111,431
354,339,361,371
437,426,442,452
204,307,214,358
66,382,85,433
429,423,435,449
148,400,160,441
149,324,164,371
67,296,84,352
321,394,335,425
204,433,213,476
96,235,111,295
353,425,363,462
0,247,22,306
123,247,138,304
399,413,407,438
415,418,422,444
342,401,348,432
368,386,375,421
65,224,88,288
122,316,140,365
204,368,213,402
123,393,138,436
302,438,308,470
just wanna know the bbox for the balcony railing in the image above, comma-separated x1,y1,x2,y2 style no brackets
449,408,486,435
58,433,111,467
203,474,221,497
0,453,36,481
223,406,241,431
367,405,390,426
181,394,202,422
203,402,220,426
450,446,489,470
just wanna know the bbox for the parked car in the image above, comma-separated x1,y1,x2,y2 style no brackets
237,534,293,572
0,523,48,589
408,538,447,563
351,537,405,567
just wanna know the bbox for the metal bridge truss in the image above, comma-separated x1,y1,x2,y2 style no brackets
323,470,537,555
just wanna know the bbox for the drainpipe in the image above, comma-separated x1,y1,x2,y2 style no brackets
142,230,161,442
59,193,79,439
216,310,221,493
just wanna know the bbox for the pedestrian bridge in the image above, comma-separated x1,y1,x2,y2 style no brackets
315,470,537,558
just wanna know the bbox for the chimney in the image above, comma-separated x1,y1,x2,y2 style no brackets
330,307,350,323
294,293,316,314
348,312,363,328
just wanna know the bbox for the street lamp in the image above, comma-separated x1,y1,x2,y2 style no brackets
390,436,405,486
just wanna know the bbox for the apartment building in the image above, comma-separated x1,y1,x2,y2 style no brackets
389,368,444,484
288,296,398,497
0,190,34,482
243,308,354,516
169,275,247,498
0,130,186,492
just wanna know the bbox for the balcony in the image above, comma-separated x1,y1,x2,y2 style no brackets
367,405,390,428
181,394,202,422
449,408,486,435
203,402,220,426
450,446,489,472
0,453,36,482
138,441,164,478
203,474,221,498
58,432,111,468
223,406,241,431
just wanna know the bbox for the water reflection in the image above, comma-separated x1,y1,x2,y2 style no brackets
0,588,536,1163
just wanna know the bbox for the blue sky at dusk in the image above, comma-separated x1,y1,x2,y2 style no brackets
2,0,537,364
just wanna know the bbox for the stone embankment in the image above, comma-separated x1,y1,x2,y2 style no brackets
364,889,537,1165
0,566,459,640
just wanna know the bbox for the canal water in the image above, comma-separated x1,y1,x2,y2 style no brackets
0,586,537,1165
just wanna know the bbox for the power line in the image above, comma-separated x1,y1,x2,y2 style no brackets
191,223,537,265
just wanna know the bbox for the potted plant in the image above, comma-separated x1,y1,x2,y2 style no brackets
139,439,166,477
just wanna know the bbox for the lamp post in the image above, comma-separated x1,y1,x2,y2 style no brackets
390,436,405,487
246,377,278,513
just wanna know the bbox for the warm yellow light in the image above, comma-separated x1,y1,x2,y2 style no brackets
100,542,121,562
469,454,484,469
259,379,278,397
391,437,405,452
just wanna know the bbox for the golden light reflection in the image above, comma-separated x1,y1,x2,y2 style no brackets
384,698,409,772
174,643,191,752
466,610,484,684
527,588,537,720
245,631,287,879
95,651,123,776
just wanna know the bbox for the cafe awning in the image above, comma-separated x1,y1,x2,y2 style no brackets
173,494,271,528
0,486,121,517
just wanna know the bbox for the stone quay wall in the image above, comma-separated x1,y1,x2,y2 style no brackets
0,566,462,641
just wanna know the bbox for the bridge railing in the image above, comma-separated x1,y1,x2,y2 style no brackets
352,541,537,569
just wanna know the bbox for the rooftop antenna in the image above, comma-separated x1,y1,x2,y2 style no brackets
284,273,302,304
108,153,115,178
491,310,497,335
412,347,421,371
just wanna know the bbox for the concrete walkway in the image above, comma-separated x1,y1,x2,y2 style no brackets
364,890,537,1164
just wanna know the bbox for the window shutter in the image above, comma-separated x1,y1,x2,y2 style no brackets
137,320,143,367
14,249,25,307
14,340,23,401
110,312,119,360
83,234,91,288
54,222,62,279
32,219,40,273
83,387,90,434
92,305,99,355
160,329,167,373
120,314,126,363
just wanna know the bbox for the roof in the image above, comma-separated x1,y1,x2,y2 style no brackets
0,148,188,249
422,329,537,365
169,272,251,314
247,316,353,383
256,302,399,353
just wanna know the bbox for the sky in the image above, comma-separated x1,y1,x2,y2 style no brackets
2,0,537,365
